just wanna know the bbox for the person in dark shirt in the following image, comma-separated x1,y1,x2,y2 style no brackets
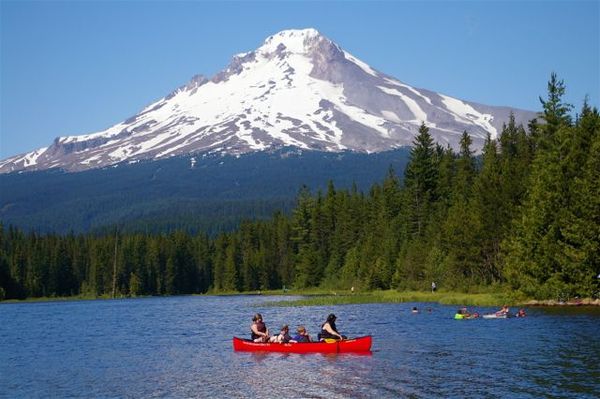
250,313,270,342
318,313,347,341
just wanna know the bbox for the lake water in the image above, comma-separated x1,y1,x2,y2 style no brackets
1,295,599,398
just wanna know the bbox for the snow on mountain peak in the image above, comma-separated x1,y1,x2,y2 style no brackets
0,29,537,174
259,28,326,55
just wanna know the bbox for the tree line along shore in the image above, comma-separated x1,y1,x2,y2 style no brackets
1,74,598,303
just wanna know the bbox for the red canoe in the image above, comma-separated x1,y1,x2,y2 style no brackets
232,336,372,353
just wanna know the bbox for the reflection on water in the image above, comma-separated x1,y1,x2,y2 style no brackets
1,297,599,398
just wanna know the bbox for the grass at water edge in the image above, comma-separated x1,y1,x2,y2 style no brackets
259,290,519,307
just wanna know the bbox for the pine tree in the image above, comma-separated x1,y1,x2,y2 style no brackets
211,234,228,291
553,102,600,296
309,191,329,283
403,122,438,237
273,212,294,288
291,185,313,249
442,131,480,287
194,233,213,293
434,145,456,210
239,222,260,291
165,256,176,295
129,272,141,296
504,74,579,298
222,235,240,291
146,237,161,294
472,135,504,282
294,246,320,288
539,72,573,139
453,131,476,202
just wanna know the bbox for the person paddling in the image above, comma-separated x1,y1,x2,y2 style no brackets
318,313,347,341
250,313,270,342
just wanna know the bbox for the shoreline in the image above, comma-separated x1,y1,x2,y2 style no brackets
524,298,600,306
256,290,600,307
2,290,599,307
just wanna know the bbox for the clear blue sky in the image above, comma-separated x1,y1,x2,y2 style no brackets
1,0,598,158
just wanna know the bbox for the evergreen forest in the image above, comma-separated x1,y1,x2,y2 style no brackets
1,75,599,301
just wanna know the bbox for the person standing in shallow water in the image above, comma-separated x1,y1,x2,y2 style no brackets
250,313,270,342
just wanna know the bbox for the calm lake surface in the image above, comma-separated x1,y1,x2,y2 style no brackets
1,295,599,398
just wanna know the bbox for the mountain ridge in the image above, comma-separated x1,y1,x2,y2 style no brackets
0,28,537,174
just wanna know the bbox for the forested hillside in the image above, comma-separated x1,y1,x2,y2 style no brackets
0,148,410,234
1,75,598,301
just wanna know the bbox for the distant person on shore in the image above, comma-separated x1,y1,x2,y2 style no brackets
318,313,347,341
431,281,437,293
571,296,583,305
250,313,270,342
292,326,312,342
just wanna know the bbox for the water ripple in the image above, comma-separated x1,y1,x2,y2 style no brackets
1,297,599,398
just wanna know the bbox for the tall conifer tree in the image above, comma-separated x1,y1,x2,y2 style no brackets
403,122,437,237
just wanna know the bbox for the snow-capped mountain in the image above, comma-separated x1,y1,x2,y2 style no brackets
0,28,536,173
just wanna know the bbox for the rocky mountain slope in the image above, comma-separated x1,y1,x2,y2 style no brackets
0,28,536,173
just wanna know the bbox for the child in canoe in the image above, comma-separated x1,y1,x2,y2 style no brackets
271,324,297,343
292,326,312,342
